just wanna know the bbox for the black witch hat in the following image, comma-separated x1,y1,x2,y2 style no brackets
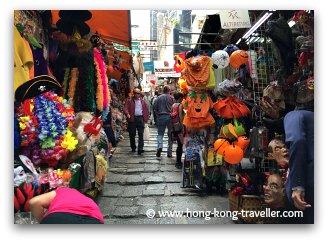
56,10,92,36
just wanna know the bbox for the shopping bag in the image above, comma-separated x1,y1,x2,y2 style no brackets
143,124,150,141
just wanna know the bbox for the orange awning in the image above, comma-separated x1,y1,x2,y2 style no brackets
51,10,131,47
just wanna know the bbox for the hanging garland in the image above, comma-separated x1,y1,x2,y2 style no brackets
94,47,110,115
67,68,79,103
16,91,77,167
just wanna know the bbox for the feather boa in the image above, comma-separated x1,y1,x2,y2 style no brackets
94,48,110,113
68,68,79,103
63,68,70,99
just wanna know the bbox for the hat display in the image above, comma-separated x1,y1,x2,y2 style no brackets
56,10,92,36
15,75,62,102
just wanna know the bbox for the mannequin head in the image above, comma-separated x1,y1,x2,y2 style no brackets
268,139,289,169
263,174,286,209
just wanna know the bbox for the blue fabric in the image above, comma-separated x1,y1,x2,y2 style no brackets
157,115,172,155
284,110,314,223
14,111,20,151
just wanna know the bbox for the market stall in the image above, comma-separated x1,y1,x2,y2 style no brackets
14,10,132,223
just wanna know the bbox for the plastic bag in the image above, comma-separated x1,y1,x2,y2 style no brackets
143,124,150,141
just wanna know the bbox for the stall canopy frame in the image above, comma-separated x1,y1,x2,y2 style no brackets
51,10,131,47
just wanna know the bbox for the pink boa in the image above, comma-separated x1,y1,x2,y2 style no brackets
94,48,110,111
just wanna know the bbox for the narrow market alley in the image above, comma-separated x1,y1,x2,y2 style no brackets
97,125,233,224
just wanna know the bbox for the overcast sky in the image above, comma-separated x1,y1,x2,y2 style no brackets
131,10,150,40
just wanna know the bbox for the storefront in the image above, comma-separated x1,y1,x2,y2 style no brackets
14,10,133,223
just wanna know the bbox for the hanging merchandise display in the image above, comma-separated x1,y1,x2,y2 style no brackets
182,92,215,130
229,50,249,69
211,50,230,69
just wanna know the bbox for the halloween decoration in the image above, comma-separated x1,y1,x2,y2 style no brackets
182,92,215,129
211,50,230,69
229,50,249,69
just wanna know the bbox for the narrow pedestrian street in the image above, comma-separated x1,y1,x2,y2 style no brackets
97,125,233,224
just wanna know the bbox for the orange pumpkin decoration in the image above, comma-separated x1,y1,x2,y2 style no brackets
182,92,215,129
214,138,230,155
230,50,249,69
233,136,250,151
223,144,244,164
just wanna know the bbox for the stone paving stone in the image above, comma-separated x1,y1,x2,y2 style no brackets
126,168,145,173
156,218,175,224
115,197,136,206
140,173,155,179
107,167,127,173
144,176,164,183
106,172,128,183
146,184,166,190
112,206,139,218
97,197,118,215
160,165,178,172
101,184,124,197
187,217,233,224
142,189,165,196
144,164,160,172
138,205,159,217
105,218,157,224
161,172,183,183
121,185,146,197
174,217,189,224
160,204,175,212
173,198,208,212
145,159,160,164
167,183,194,196
159,197,175,204
124,175,144,185
136,197,157,205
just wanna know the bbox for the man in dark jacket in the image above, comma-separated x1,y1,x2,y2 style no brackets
284,110,314,223
124,88,149,155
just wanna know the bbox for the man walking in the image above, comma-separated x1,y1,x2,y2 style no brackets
154,85,174,157
124,88,149,155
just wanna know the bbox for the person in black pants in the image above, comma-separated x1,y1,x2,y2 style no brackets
123,88,149,155
171,92,185,168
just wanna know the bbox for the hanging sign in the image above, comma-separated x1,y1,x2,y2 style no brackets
140,41,158,50
143,61,155,72
219,10,251,29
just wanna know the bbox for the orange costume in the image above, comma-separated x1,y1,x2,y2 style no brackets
182,92,215,129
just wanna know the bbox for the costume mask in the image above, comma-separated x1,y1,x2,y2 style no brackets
264,174,286,208
268,139,289,168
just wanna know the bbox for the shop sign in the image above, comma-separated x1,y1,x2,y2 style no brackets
140,41,158,50
143,61,155,72
219,10,251,29
154,67,181,78
131,41,140,52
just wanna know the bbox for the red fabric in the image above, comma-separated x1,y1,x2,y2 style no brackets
51,10,131,47
43,187,104,223
123,97,149,123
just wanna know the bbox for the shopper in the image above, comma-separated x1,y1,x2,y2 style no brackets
284,110,314,223
142,88,152,123
151,90,159,125
103,107,116,159
154,85,174,157
123,88,149,155
29,187,104,224
170,92,185,168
